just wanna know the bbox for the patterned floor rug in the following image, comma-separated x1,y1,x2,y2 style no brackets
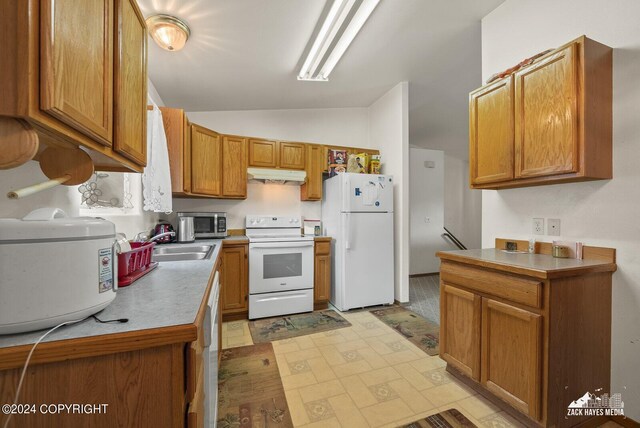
397,408,477,427
248,310,351,343
370,306,440,356
217,343,293,427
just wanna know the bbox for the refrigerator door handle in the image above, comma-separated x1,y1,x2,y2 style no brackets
345,212,351,250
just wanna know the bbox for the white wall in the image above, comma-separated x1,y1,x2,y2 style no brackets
368,82,410,302
409,148,445,274
444,155,482,249
182,108,371,228
482,0,640,419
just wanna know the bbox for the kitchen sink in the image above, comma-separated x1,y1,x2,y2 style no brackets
152,245,215,262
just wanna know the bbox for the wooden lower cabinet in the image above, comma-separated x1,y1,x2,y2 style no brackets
220,241,249,320
436,249,616,428
481,298,542,420
0,265,222,428
313,238,332,309
440,284,481,381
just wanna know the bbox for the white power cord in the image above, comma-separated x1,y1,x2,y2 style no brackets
2,318,86,428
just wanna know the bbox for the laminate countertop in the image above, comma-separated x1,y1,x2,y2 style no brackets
0,238,246,352
436,248,617,279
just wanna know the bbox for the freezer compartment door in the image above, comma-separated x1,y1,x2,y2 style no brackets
342,173,394,213
338,211,395,310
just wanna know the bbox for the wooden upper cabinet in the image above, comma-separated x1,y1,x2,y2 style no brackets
469,36,612,189
222,136,248,198
189,124,221,196
515,44,578,178
440,284,481,381
248,139,278,167
469,77,514,185
159,107,189,194
279,142,306,170
301,144,324,200
40,0,114,146
481,298,542,420
113,0,147,166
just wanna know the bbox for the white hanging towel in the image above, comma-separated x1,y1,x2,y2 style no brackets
142,105,173,213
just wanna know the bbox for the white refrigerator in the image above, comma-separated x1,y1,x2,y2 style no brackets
322,173,395,311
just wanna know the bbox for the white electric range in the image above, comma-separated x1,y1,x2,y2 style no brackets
246,215,315,319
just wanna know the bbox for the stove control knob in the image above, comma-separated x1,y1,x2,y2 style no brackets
293,218,299,224
289,218,294,223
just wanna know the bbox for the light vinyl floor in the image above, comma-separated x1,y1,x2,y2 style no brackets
223,310,530,428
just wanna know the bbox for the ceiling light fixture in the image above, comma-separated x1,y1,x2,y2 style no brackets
298,0,381,81
146,14,191,52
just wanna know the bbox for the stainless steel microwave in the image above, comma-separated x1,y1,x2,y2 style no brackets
177,212,227,238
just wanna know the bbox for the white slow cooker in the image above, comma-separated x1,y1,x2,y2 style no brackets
0,208,118,335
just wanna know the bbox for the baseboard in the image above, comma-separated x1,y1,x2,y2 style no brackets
222,311,248,322
611,415,640,427
409,272,439,278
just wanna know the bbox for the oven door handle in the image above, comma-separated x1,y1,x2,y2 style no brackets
250,242,314,249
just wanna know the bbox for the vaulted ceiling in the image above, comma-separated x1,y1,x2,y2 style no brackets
137,0,504,157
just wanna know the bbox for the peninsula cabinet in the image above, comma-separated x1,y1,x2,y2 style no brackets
469,36,612,189
437,242,617,428
0,0,148,172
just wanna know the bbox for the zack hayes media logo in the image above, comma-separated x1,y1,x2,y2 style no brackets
567,391,624,417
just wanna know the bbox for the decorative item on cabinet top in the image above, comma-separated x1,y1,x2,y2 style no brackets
0,0,148,173
469,35,612,190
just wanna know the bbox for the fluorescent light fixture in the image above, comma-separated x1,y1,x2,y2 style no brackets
298,0,381,81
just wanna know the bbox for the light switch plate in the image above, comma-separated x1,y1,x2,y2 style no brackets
547,218,561,236
533,218,544,235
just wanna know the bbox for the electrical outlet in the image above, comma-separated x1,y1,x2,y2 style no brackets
533,218,544,235
424,216,431,224
547,218,561,236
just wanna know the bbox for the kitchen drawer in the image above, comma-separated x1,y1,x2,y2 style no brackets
440,261,542,308
315,241,331,255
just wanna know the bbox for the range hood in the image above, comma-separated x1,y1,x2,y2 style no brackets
247,168,307,185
